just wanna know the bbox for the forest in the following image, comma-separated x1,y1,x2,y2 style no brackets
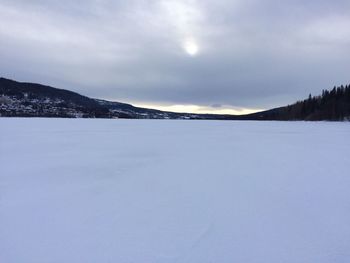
248,85,350,121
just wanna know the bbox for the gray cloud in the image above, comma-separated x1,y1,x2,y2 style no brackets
0,0,349,110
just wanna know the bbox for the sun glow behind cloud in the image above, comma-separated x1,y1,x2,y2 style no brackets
183,38,199,56
158,0,203,56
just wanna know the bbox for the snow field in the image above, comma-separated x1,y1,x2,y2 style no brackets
1,118,350,262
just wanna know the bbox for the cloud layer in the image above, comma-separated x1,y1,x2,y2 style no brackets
1,0,349,112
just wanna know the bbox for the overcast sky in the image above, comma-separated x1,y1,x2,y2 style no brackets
0,0,349,113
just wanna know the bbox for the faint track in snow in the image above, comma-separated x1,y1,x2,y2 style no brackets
175,221,215,263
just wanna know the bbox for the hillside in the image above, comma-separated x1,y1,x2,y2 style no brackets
0,78,229,120
0,77,110,118
1,77,349,120
247,86,350,121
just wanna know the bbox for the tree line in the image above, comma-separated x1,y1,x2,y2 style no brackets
287,85,350,120
250,84,350,121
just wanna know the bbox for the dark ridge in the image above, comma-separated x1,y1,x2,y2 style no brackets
246,85,350,121
0,77,99,108
1,77,349,121
0,78,110,118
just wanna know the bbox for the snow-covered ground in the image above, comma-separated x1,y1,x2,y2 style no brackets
1,118,350,263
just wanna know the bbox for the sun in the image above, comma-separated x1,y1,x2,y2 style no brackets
184,39,199,56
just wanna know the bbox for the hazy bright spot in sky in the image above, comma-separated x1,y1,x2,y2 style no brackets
184,39,199,56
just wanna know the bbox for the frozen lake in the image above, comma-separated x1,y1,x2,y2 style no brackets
1,118,350,263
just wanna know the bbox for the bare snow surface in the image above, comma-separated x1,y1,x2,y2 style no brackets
1,118,350,263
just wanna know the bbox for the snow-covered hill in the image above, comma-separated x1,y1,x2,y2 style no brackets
2,77,350,121
0,77,227,120
1,118,349,262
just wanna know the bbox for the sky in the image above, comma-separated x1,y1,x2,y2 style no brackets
0,0,349,114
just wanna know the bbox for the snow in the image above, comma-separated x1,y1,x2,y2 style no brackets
1,118,350,263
